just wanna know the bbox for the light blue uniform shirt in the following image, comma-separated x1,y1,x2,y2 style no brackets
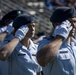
38,37,76,75
0,34,14,75
0,34,42,75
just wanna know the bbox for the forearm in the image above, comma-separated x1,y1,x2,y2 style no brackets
0,25,29,60
0,38,19,60
37,35,64,66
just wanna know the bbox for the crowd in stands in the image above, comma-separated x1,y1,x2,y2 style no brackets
44,0,76,11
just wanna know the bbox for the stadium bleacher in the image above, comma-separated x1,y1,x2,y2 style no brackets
1,0,53,38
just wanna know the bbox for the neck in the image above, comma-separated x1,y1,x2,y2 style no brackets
66,36,73,45
21,37,30,48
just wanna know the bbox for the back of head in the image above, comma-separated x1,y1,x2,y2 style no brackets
12,14,35,30
0,9,24,27
50,7,76,23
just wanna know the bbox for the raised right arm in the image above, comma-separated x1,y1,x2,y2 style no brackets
36,35,64,67
36,20,72,67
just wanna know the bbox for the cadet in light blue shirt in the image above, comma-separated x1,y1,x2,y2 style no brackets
1,35,41,75
37,7,76,75
0,34,42,75
0,9,24,75
38,36,76,75
0,14,42,75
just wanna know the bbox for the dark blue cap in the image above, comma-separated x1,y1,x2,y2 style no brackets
12,14,35,29
50,7,76,23
0,9,24,26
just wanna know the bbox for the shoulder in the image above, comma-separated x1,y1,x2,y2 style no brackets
38,36,54,50
39,36,54,44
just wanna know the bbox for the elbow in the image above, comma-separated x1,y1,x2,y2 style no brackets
0,49,8,61
37,57,47,67
36,51,50,67
36,53,47,67
36,52,56,67
0,52,8,61
37,56,55,67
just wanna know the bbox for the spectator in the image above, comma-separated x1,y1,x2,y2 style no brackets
44,0,68,11
0,14,42,75
67,0,76,9
36,7,76,75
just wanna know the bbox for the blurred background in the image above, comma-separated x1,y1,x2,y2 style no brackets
0,0,76,39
